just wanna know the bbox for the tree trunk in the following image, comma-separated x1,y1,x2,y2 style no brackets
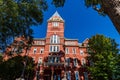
102,0,120,34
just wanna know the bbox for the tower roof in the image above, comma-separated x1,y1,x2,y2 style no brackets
48,11,64,22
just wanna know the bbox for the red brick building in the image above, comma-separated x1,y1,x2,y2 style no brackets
6,11,89,80
27,11,89,80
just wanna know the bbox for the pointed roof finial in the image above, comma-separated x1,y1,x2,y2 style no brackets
48,11,64,22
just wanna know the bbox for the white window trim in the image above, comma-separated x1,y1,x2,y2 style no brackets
40,48,44,54
81,58,86,65
80,50,84,55
52,22,59,27
38,57,42,64
65,48,69,54
72,48,76,54
73,58,78,67
33,48,37,54
49,45,60,52
65,57,70,66
84,72,89,80
75,71,80,80
67,71,71,80
50,35,60,44
32,57,35,61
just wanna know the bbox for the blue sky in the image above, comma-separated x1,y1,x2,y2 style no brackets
32,0,120,48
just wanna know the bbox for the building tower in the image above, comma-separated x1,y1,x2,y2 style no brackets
45,11,65,54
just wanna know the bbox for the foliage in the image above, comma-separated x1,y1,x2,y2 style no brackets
0,0,66,51
0,0,48,51
87,34,119,80
0,53,3,63
0,55,35,80
52,0,65,7
84,0,120,33
114,54,120,80
85,0,106,16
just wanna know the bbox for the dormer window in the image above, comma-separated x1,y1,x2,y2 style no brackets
52,22,59,27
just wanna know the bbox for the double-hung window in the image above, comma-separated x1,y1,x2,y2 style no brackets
33,48,37,54
38,58,42,66
50,45,59,52
52,22,59,27
65,48,69,54
67,71,71,80
73,58,78,67
66,58,70,66
40,48,44,54
84,72,89,80
80,50,84,55
72,48,76,54
81,58,86,65
49,57,54,63
50,35,60,44
55,57,59,63
75,71,80,80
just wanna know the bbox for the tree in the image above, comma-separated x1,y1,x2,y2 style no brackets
0,55,35,80
115,54,120,80
0,0,65,51
85,0,120,33
87,34,119,80
0,53,3,63
0,0,47,51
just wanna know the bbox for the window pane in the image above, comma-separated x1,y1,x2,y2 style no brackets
33,48,37,54
50,46,52,52
49,45,59,52
65,48,69,54
84,72,88,80
50,35,60,44
73,48,76,54
74,58,78,67
40,48,44,54
81,58,86,65
53,22,59,27
80,50,84,55
67,72,71,80
75,71,79,80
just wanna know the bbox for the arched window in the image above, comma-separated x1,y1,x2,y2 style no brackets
50,35,60,44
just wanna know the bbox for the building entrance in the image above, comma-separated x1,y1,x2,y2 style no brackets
44,68,62,80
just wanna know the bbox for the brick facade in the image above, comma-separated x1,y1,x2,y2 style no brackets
5,11,89,80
